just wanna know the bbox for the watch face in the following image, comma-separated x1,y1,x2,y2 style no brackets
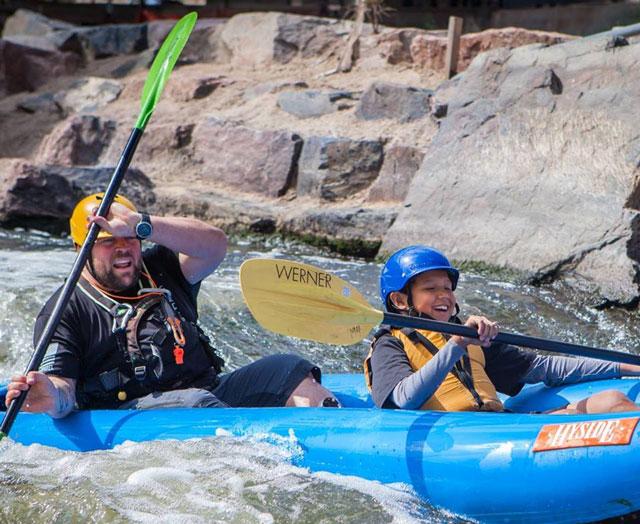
136,222,152,239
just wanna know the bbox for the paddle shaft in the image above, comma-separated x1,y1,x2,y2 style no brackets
384,312,640,366
0,128,143,437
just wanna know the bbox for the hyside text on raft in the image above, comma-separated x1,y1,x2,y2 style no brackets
533,417,639,452
275,263,332,288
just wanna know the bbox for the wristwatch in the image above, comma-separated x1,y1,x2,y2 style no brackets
135,212,153,240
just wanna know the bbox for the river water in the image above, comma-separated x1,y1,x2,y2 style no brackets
0,229,639,523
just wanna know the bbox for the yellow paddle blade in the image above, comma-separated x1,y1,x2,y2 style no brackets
240,258,384,345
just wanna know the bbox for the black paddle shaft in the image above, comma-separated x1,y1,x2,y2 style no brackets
0,127,143,437
383,312,640,366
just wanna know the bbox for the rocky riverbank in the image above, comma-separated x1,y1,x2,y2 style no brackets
1,9,639,306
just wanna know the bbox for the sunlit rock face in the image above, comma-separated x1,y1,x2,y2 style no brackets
383,35,640,306
4,8,635,305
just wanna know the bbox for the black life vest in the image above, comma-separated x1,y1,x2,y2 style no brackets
76,273,224,407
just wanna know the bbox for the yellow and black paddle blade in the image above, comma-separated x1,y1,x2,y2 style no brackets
240,258,383,345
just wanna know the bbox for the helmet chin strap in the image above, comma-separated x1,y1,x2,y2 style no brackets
86,252,97,279
406,306,422,317
453,303,461,318
406,283,422,318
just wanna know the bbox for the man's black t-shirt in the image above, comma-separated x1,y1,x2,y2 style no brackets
34,245,217,408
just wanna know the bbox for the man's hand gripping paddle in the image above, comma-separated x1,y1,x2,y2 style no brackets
240,258,640,365
0,12,198,440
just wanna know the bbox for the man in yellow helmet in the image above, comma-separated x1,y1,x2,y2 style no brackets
6,194,339,417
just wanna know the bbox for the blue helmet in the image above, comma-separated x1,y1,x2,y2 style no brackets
380,245,460,308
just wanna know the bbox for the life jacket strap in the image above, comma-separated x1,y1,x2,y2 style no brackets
78,278,176,382
124,294,165,380
140,287,187,358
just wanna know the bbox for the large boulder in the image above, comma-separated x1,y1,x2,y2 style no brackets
377,26,573,73
277,90,358,119
382,35,640,305
191,118,302,197
457,27,570,72
148,18,228,63
94,120,197,177
282,206,397,258
355,82,432,122
130,122,195,166
154,184,281,235
408,34,447,71
166,74,228,102
1,9,74,38
36,115,117,166
366,145,425,203
2,32,85,56
0,159,73,226
297,136,384,201
0,39,81,96
2,10,148,60
3,9,149,61
16,92,62,114
54,77,123,115
0,159,154,228
220,13,345,66
75,23,147,59
56,164,154,207
377,29,428,65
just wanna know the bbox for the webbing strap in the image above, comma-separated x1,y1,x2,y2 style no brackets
78,278,165,381
125,294,164,380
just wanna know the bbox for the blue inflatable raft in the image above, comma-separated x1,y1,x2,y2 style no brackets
2,374,640,523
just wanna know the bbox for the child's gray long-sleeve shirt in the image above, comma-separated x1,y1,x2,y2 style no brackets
369,334,621,410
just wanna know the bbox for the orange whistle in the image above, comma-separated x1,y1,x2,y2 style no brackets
173,346,184,365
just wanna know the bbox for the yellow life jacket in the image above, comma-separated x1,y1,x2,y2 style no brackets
364,327,503,412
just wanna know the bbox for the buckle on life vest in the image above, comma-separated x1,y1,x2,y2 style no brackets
134,365,147,380
112,303,135,334
167,316,186,347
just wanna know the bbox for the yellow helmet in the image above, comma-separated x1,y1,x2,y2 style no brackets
69,192,137,246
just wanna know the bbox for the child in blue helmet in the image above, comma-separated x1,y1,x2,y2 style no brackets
364,245,640,413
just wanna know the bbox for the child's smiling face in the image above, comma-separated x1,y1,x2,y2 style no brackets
391,269,456,321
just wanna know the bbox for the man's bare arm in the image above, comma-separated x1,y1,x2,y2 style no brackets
89,204,228,284
5,372,76,419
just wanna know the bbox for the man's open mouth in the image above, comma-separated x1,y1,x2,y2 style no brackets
113,258,133,269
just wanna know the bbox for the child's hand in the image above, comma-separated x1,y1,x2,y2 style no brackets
451,316,499,348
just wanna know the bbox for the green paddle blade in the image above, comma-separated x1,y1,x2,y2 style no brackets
240,258,383,345
135,12,198,130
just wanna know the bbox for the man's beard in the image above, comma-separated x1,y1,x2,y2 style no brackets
90,257,142,293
